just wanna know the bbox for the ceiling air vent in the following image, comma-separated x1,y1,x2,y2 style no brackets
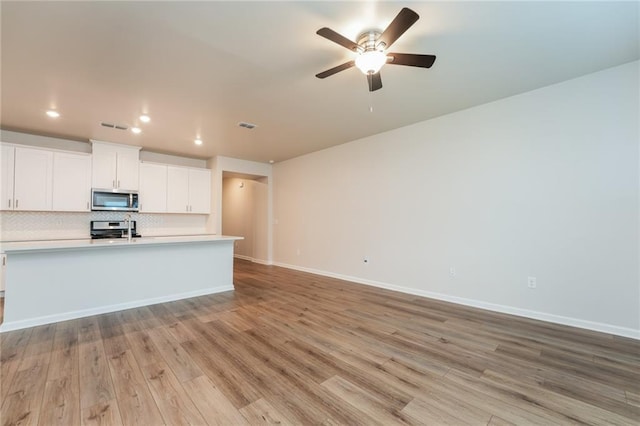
101,122,128,131
238,122,257,130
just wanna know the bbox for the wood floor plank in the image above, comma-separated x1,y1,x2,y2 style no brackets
481,369,639,425
321,375,413,425
487,415,516,426
0,327,33,402
181,374,248,425
626,390,640,408
140,361,206,425
78,340,119,410
47,320,80,381
239,397,296,426
442,368,578,424
39,374,81,426
1,259,638,425
77,316,101,344
124,330,165,368
81,399,123,426
1,357,49,426
147,326,203,382
106,350,164,426
1,324,55,426
401,396,480,425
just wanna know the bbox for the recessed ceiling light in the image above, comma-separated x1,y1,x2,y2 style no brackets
46,110,60,118
139,114,150,123
194,139,203,146
269,160,274,164
131,127,142,134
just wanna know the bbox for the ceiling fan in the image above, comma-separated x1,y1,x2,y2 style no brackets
315,7,436,92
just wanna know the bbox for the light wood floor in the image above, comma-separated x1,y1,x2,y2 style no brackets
1,259,639,425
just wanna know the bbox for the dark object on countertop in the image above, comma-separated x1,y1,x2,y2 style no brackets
90,220,141,239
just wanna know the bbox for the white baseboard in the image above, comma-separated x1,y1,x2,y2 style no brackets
0,285,233,333
273,261,640,340
234,254,273,265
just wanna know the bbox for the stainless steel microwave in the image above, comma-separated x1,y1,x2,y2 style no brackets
91,189,139,212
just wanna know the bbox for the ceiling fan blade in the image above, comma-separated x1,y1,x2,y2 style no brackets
316,27,359,51
377,8,419,49
367,72,382,92
316,61,355,79
387,53,436,68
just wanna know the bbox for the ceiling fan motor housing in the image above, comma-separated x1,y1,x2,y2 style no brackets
355,31,388,74
357,31,384,52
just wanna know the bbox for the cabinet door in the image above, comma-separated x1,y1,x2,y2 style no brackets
13,147,53,211
52,152,91,211
91,144,117,189
166,166,189,213
116,149,140,190
188,168,211,214
139,163,167,213
0,145,15,210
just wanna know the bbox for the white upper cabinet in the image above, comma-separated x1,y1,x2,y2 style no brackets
52,152,91,212
13,147,53,211
115,149,141,190
166,166,211,214
1,145,15,210
91,141,141,190
167,166,190,213
139,162,168,213
188,168,212,214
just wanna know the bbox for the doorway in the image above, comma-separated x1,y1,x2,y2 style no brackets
221,172,269,263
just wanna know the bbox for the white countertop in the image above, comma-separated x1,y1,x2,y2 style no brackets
0,234,243,253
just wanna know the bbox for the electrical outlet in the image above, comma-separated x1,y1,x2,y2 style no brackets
528,276,537,289
449,267,456,277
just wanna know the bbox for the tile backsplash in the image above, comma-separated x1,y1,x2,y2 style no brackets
0,211,209,241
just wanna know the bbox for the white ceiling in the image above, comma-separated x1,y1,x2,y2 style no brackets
1,1,638,163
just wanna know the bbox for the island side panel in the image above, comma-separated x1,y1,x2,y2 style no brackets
1,240,235,331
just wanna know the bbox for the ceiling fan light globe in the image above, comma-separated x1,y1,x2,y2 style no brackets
355,50,387,75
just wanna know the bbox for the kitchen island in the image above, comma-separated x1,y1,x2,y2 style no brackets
0,235,242,332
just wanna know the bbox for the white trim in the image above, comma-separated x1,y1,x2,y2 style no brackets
252,258,273,266
90,139,142,151
0,141,92,156
273,262,640,340
0,285,233,333
234,254,273,265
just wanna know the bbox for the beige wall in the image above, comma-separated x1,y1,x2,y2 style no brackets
222,177,268,262
272,61,639,337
